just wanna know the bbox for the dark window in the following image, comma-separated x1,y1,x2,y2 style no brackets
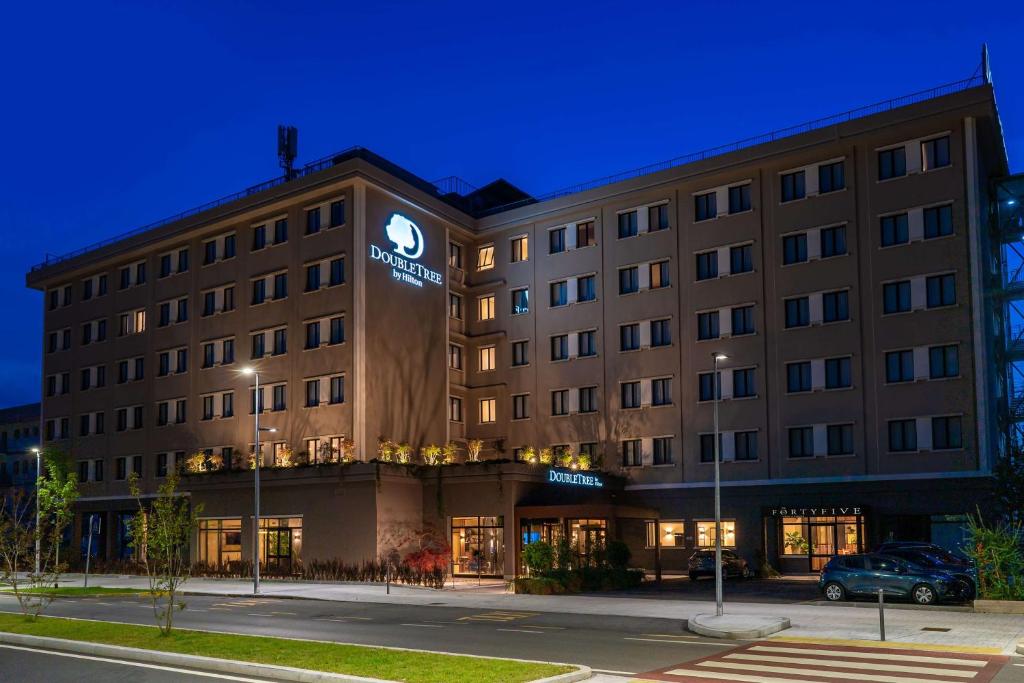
781,170,805,202
825,357,851,389
821,226,847,258
695,192,717,221
579,387,597,413
618,211,638,238
822,291,849,322
512,394,529,420
621,382,641,409
306,207,321,235
730,244,753,273
512,340,529,366
885,350,914,383
273,273,288,300
784,297,810,328
551,390,569,416
159,254,172,277
620,324,640,351
252,224,267,250
252,279,266,305
330,376,344,404
932,416,962,450
926,274,955,308
223,234,236,259
787,362,811,393
732,306,755,335
621,439,641,467
577,221,596,247
696,252,718,280
272,384,286,411
330,200,345,227
651,319,671,347
922,136,950,171
251,333,265,359
549,227,566,254
550,281,568,307
733,368,756,398
653,437,673,465
878,147,906,180
923,205,953,239
827,424,854,455
579,330,597,356
818,161,845,193
883,281,912,314
177,248,189,273
305,379,320,408
329,317,344,344
788,427,814,458
728,184,751,214
649,204,669,231
305,322,321,349
577,275,596,302
929,345,959,379
652,378,672,406
551,335,569,361
888,420,917,452
881,213,909,246
273,218,288,244
698,372,720,402
305,264,321,292
203,291,215,316
699,433,722,463
783,234,807,264
203,343,215,368
698,311,719,340
735,431,758,461
204,240,217,265
618,267,639,294
273,328,287,355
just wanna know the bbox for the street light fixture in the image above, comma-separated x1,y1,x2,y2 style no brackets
32,447,41,575
240,367,276,595
711,353,728,618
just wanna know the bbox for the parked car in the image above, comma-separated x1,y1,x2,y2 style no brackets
879,547,978,599
819,553,970,605
688,549,752,581
875,542,970,564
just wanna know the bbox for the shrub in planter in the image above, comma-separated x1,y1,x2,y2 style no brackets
606,540,631,570
522,541,555,575
965,514,1024,601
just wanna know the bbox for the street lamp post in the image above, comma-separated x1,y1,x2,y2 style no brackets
712,352,728,618
241,368,276,596
32,447,41,575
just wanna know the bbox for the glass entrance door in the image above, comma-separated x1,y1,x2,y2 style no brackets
809,523,835,571
451,516,504,576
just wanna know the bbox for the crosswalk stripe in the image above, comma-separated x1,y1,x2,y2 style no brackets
693,660,972,683
749,645,987,667
661,669,827,683
724,653,978,678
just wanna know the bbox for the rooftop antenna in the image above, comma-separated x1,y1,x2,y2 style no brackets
277,125,298,179
981,43,991,85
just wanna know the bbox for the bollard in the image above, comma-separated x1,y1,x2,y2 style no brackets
386,561,390,595
878,588,886,641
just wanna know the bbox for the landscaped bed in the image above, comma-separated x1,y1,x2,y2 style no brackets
0,613,572,683
0,587,145,597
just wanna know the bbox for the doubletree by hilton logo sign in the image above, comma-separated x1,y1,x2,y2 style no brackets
369,213,443,288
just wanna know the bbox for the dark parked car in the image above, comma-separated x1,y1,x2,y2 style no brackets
880,547,977,599
875,542,969,564
688,549,752,581
819,553,970,605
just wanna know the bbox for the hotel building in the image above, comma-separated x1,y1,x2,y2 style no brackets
26,73,1014,577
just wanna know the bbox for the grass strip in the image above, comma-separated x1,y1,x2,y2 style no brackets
0,612,571,683
1,587,145,597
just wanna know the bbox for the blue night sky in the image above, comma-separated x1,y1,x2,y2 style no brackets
1,1,1021,407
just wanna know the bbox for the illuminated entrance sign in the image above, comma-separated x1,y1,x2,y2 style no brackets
369,213,443,287
548,469,603,488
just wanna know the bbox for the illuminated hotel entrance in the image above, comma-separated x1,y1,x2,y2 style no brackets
450,516,504,576
770,507,864,572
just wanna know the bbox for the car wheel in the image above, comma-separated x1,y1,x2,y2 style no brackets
823,581,846,601
741,566,752,579
912,584,936,605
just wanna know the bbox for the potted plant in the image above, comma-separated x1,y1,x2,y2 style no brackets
377,438,395,463
466,439,484,462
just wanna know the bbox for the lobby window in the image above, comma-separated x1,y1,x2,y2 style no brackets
878,146,907,180
510,235,529,263
729,184,751,213
448,241,463,269
576,220,595,247
926,274,956,308
650,260,670,289
647,520,684,548
578,330,597,357
880,213,909,247
788,427,814,458
818,161,845,193
329,316,344,344
618,266,639,294
923,205,953,239
576,274,596,302
449,397,463,422
448,343,463,370
618,210,638,238
932,416,962,450
621,439,641,467
551,389,569,416
733,368,756,398
579,386,597,413
822,290,849,322
883,281,912,314
784,297,810,328
888,419,918,452
550,280,568,307
827,424,854,456
273,218,288,244
653,437,673,465
730,245,753,274
479,398,496,424
449,293,463,320
330,199,345,227
787,361,812,393
732,306,755,335
783,233,807,264
821,226,847,258
922,135,951,171
550,334,569,361
885,350,914,383
652,377,672,406
651,318,671,347
649,204,669,231
696,520,735,548
511,288,529,315
478,345,496,372
549,227,566,254
477,244,495,271
695,251,718,280
695,192,717,222
620,323,640,351
512,394,529,420
512,340,529,366
697,311,719,340
929,344,959,379
478,294,495,321
781,170,805,202
306,206,321,235
824,357,851,389
621,381,641,409
697,372,720,402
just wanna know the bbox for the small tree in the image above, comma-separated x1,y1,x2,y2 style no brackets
964,513,1024,600
421,444,443,466
558,446,575,469
395,442,412,464
339,437,357,463
521,541,554,576
577,452,592,470
538,448,554,465
442,442,459,464
377,438,395,463
521,446,537,464
126,471,201,635
466,439,484,462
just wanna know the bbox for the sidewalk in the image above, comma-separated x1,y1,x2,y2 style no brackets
52,574,1024,655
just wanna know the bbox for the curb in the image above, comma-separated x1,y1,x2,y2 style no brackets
0,632,591,682
807,600,974,613
687,614,791,640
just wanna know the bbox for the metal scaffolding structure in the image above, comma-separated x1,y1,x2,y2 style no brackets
994,175,1024,446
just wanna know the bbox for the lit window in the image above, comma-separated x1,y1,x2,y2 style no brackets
478,294,495,321
695,520,736,548
478,345,496,372
646,521,685,548
479,398,496,424
477,245,495,271
510,235,528,263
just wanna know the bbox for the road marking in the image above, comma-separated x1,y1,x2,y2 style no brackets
771,636,1003,655
724,652,977,677
457,611,539,622
624,637,734,646
641,633,700,639
591,668,637,676
749,645,987,667
496,628,544,634
314,616,373,622
0,643,265,681
246,613,277,617
693,660,978,683
270,611,297,616
400,623,444,628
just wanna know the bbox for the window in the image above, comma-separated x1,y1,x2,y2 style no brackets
511,288,529,315
696,251,718,280
330,199,345,227
448,242,463,268
696,520,736,547
577,274,596,302
649,261,670,289
252,224,267,250
923,205,953,239
305,321,321,350
878,146,907,180
821,226,847,258
652,378,672,406
477,244,495,271
651,318,671,347
251,333,266,359
732,306,755,335
822,290,849,323
883,281,912,314
621,381,641,409
548,227,566,254
783,234,807,264
922,135,950,171
579,330,597,356
697,311,719,340
272,328,287,355
700,434,722,462
252,279,267,305
620,323,640,351
449,293,462,319
306,207,321,235
888,420,918,452
273,218,288,244
653,437,673,465
511,394,529,420
926,274,955,308
880,213,909,247
478,345,496,372
729,184,751,213
733,368,756,398
818,161,845,193
621,439,641,467
478,294,495,321
649,204,669,231
551,389,569,416
885,350,914,383
618,266,634,294
510,235,528,262
579,386,597,413
618,211,638,238
329,316,344,345
273,273,288,300
788,427,814,458
695,192,717,221
512,340,529,367
576,220,596,247
448,344,462,370
449,397,462,422
932,416,962,450
698,372,720,402
825,357,851,389
784,297,809,328
929,345,959,379
781,170,805,202
787,361,812,393
730,244,753,274
305,264,321,292
827,424,854,455
305,379,320,407
479,398,496,423
550,334,569,361
550,281,568,307
330,376,345,405
272,384,286,411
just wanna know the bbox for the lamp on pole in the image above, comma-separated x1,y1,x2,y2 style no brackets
32,447,41,575
711,352,728,618
240,368,276,596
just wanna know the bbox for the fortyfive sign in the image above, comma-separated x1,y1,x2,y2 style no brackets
369,213,443,287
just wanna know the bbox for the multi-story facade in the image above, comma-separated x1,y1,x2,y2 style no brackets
26,75,1011,576
0,403,41,490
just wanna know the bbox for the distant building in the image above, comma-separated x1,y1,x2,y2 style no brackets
0,403,40,489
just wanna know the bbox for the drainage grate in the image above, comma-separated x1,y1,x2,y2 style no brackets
921,627,951,632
